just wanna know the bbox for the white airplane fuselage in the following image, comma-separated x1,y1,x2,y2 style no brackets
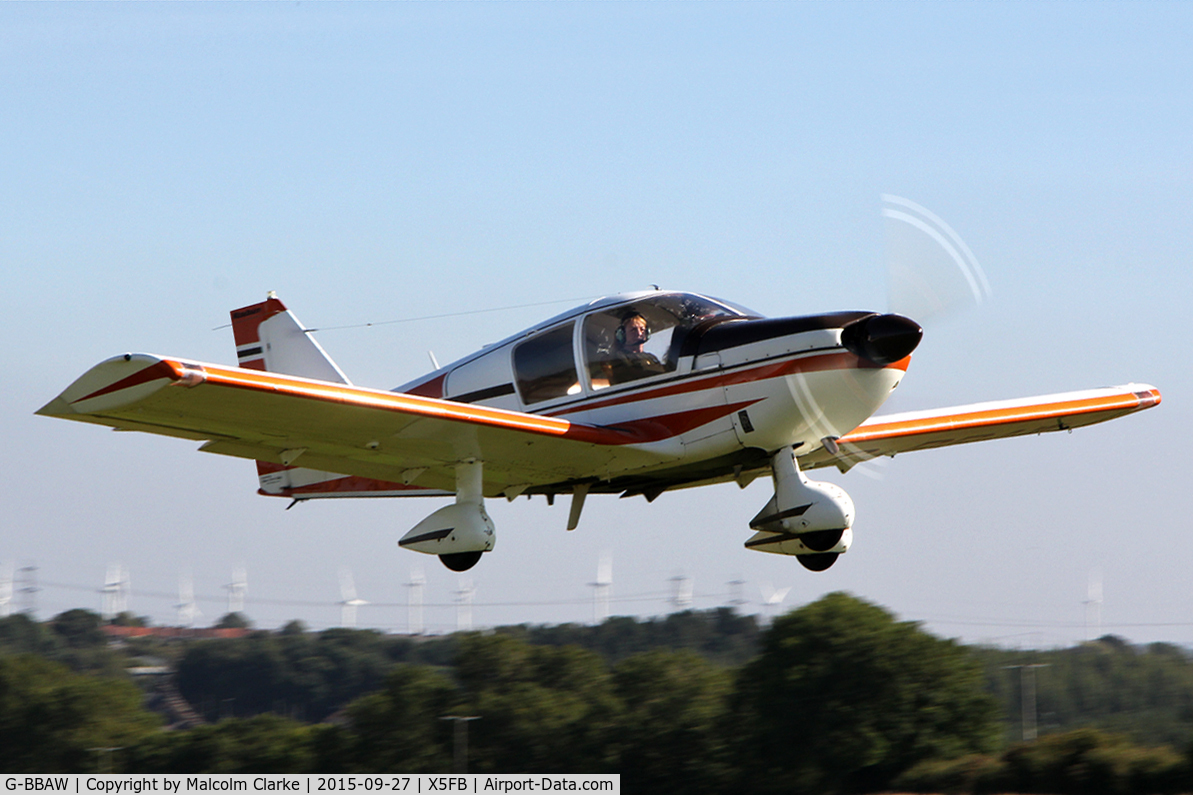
394,291,918,497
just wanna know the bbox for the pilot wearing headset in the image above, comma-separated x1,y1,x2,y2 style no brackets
617,312,650,354
611,311,667,383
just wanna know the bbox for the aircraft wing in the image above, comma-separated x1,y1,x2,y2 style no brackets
36,354,691,496
799,384,1162,473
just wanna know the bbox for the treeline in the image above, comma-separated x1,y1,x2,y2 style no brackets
977,637,1193,749
1,593,997,790
0,608,130,675
5,594,1193,792
896,729,1190,794
173,608,759,722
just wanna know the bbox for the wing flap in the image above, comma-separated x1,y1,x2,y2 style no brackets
799,384,1161,471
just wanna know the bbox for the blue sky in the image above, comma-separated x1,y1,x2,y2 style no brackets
2,2,1189,644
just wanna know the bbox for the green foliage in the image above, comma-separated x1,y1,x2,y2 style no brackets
455,634,621,773
610,649,733,792
174,627,453,722
0,614,53,656
892,754,1004,794
0,655,159,772
11,597,1193,786
340,638,736,781
895,729,1191,794
732,592,999,794
214,613,252,630
170,609,753,726
979,636,1193,748
51,609,107,648
280,620,308,635
345,665,458,773
110,612,149,628
126,714,345,773
498,607,760,666
0,611,124,676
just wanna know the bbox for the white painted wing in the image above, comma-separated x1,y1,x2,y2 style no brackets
36,354,687,497
799,384,1161,472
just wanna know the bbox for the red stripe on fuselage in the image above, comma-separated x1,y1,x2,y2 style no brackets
601,399,761,442
549,349,905,418
267,474,445,497
406,372,447,398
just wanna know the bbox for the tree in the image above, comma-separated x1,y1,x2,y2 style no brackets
0,614,51,656
175,629,398,722
503,608,761,666
215,613,251,630
975,636,1193,748
0,655,159,772
732,592,998,794
453,634,621,773
611,649,733,793
126,714,339,773
346,664,457,772
50,609,106,648
280,620,307,636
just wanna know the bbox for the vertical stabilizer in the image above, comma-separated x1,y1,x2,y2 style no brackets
230,293,350,384
231,293,352,497
229,294,447,500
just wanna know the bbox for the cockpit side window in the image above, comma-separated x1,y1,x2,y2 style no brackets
513,322,580,405
584,294,740,390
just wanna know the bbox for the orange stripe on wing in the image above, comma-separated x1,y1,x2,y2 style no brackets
186,361,650,446
191,361,757,448
842,390,1159,445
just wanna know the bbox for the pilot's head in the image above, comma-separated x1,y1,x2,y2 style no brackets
619,312,649,351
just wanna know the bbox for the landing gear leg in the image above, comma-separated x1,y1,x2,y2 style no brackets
744,446,855,564
397,459,496,571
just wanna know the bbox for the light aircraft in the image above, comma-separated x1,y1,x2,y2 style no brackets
38,291,1160,572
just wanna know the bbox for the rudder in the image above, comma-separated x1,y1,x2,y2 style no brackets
230,292,350,383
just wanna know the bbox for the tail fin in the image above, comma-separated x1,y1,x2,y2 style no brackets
230,292,350,384
232,293,357,499
230,294,444,501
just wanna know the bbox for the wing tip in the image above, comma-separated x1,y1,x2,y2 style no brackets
1133,385,1161,408
35,396,73,418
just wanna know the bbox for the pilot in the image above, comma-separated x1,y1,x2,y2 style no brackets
618,312,651,354
610,311,666,383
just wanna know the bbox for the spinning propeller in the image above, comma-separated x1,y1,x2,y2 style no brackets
882,193,991,323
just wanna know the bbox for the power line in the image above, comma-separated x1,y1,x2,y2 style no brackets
212,295,602,333
37,578,677,610
35,574,1193,634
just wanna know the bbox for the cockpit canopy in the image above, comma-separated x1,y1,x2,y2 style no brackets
513,292,754,405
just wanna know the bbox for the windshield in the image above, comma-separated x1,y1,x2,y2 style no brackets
584,294,743,390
